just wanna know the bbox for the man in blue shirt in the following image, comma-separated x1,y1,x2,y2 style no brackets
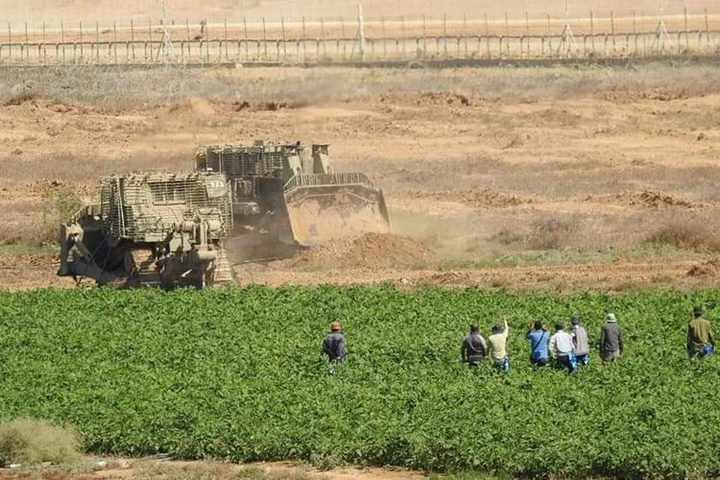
322,320,346,363
526,320,550,367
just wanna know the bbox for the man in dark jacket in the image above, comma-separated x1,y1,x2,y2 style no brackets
461,323,487,367
599,313,623,363
322,321,346,363
688,305,716,359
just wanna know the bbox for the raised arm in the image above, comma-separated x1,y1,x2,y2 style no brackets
708,324,716,346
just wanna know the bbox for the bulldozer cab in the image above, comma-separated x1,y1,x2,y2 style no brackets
195,141,390,247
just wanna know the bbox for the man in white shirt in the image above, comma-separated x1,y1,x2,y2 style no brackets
549,322,576,373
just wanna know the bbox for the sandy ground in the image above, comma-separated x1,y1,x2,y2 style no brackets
2,65,720,291
0,458,426,480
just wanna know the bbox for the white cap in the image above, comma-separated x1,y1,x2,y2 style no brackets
606,313,617,323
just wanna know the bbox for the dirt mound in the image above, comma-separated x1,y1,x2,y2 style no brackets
378,92,471,107
166,97,216,118
687,258,720,277
406,188,529,208
586,190,694,209
421,271,472,286
291,233,433,269
602,88,690,103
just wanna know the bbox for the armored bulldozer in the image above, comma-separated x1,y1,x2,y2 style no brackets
194,141,390,251
57,172,234,288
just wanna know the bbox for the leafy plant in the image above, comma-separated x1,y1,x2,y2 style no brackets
0,286,719,478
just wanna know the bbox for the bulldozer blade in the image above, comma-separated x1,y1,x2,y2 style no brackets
283,176,390,247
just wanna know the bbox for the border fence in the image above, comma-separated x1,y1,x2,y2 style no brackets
1,9,719,66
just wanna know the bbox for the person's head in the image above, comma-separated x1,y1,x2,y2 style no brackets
555,322,564,332
606,313,617,323
492,324,503,334
470,323,479,333
330,320,342,332
693,305,703,318
533,320,543,331
571,315,580,326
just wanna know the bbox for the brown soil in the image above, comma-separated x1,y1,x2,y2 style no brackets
0,458,424,480
586,190,696,209
402,188,530,209
291,233,433,269
237,260,706,291
687,258,720,277
2,65,720,291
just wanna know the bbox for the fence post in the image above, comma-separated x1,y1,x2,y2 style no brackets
641,10,647,54
590,10,595,54
464,13,468,56
302,16,307,61
684,7,689,51
705,8,710,49
24,22,28,64
95,21,100,63
243,17,248,60
484,13,490,57
80,21,83,59
547,14,552,54
42,22,46,63
61,21,65,62
358,4,366,61
280,17,287,61
264,17,269,60
443,13,447,57
505,11,510,56
131,20,135,61
610,11,615,53
224,18,229,61
422,14,427,55
320,17,326,58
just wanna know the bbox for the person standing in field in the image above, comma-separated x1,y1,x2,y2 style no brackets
487,319,510,373
461,323,487,368
549,322,576,372
322,321,346,366
599,313,624,363
526,320,550,367
687,305,715,359
571,315,590,366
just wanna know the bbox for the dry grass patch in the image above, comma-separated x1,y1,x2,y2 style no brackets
492,216,581,251
645,220,720,253
0,419,80,467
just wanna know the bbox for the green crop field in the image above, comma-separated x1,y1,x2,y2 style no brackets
0,286,719,478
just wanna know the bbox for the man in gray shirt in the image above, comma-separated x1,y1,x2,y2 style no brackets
461,323,487,367
571,315,590,366
322,321,346,363
599,313,624,363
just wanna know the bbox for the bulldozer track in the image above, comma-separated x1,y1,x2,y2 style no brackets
213,248,236,285
130,247,162,287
